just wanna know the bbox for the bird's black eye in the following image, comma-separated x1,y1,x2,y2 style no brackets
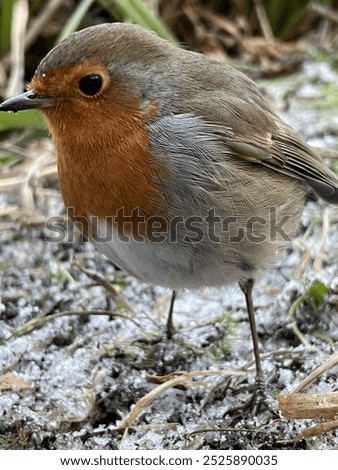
78,74,103,96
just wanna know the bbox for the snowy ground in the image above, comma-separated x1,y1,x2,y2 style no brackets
0,61,337,450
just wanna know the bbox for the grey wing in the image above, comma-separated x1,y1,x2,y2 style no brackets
181,92,338,204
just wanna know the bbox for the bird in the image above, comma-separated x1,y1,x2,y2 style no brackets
1,22,338,412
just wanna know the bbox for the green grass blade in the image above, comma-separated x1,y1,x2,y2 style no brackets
57,0,96,42
0,110,46,132
113,0,178,44
0,0,16,54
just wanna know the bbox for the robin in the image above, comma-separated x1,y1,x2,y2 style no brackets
1,23,338,412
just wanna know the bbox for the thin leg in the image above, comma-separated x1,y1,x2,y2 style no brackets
207,280,276,417
166,290,176,339
234,278,276,415
240,279,263,382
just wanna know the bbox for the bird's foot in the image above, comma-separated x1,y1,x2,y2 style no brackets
224,377,278,418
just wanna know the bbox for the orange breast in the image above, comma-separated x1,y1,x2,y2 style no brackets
40,88,170,239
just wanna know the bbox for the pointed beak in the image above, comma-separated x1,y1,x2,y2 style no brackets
0,91,56,113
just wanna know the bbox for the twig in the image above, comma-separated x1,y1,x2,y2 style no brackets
277,420,338,443
117,369,250,449
289,351,338,394
26,0,65,49
194,5,243,41
0,142,36,160
1,0,65,74
252,0,275,41
279,391,338,419
71,259,136,316
309,2,338,24
10,309,140,338
0,205,19,217
6,0,29,98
